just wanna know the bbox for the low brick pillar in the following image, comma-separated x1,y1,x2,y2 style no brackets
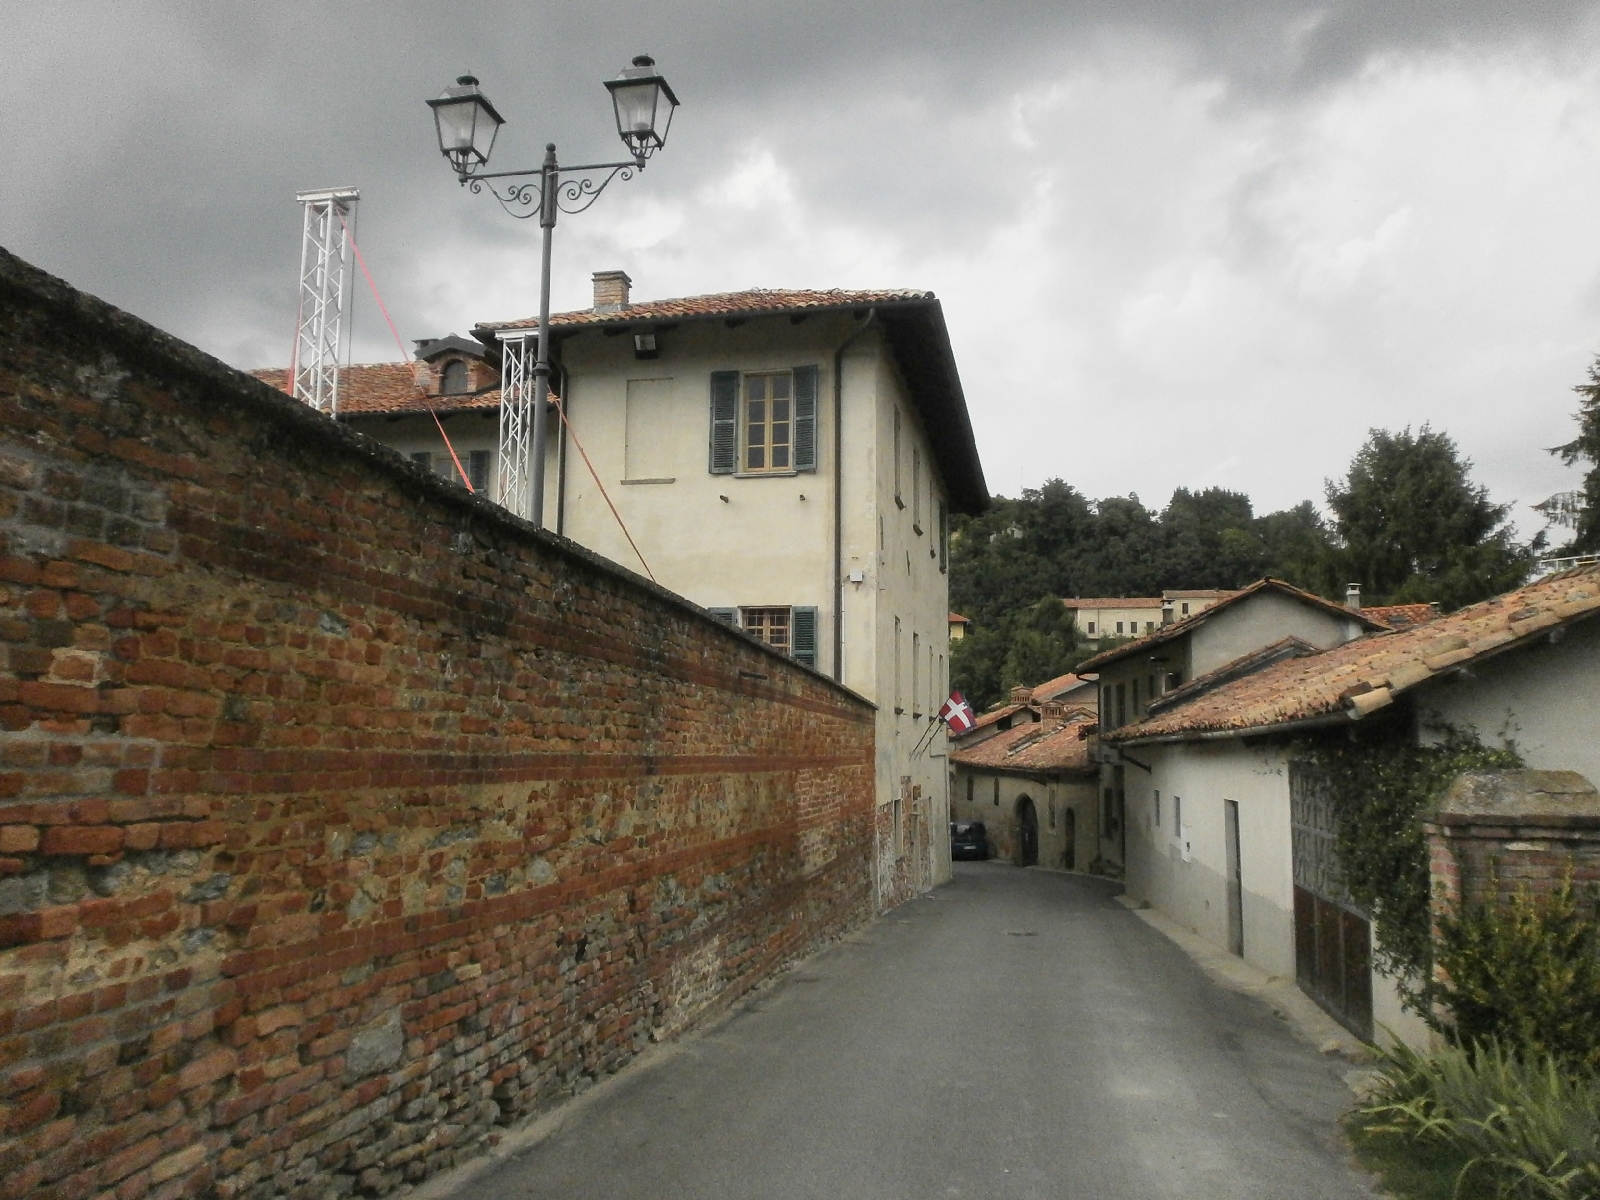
1426,769,1600,915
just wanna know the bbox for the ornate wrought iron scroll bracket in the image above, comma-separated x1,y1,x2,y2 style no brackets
460,157,644,221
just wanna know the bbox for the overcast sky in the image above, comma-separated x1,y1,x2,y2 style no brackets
6,1,1600,532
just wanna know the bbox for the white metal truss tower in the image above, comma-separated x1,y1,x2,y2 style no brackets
292,187,360,415
498,332,535,519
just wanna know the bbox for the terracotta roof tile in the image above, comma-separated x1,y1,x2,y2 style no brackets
968,702,1025,733
1031,672,1095,702
949,612,970,624
1364,603,1440,629
1065,597,1166,610
252,365,500,417
1110,565,1600,742
1076,578,1388,674
483,288,933,331
951,717,1097,774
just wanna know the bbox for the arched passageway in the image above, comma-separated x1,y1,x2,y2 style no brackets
1015,795,1038,867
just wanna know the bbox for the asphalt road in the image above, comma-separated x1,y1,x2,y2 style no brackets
456,863,1380,1199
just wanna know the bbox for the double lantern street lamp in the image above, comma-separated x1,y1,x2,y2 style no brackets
427,56,679,527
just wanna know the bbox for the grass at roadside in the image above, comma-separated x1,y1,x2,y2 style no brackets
1345,1110,1492,1200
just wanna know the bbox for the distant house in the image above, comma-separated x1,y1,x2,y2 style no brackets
1103,565,1600,1044
960,673,1098,747
1065,589,1234,643
951,710,1098,870
948,612,970,640
1077,578,1388,875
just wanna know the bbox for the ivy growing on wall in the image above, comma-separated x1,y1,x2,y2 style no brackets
1295,724,1522,1005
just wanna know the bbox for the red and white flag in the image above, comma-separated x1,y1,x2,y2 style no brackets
938,691,976,735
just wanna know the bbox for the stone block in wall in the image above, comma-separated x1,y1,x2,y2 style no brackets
1426,769,1600,912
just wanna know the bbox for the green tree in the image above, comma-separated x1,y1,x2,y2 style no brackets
1256,501,1339,594
1158,487,1265,588
1325,426,1533,610
1543,355,1600,552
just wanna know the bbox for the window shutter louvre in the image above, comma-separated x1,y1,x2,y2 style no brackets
792,365,818,471
707,607,738,626
708,371,739,474
791,606,819,668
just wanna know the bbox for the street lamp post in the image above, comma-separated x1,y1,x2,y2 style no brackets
428,57,679,527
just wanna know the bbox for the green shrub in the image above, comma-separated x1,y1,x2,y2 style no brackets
1433,877,1600,1072
1358,1038,1600,1198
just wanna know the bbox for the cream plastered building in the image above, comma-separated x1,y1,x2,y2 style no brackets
1065,590,1233,643
262,276,988,906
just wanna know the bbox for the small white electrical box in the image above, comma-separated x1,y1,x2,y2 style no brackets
848,570,865,584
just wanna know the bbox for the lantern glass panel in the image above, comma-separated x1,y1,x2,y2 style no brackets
434,97,481,155
612,81,659,143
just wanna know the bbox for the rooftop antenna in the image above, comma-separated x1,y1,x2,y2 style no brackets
291,187,360,414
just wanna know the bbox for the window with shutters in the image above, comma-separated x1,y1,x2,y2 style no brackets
938,501,948,573
708,367,817,475
912,449,922,532
468,450,491,493
911,632,921,717
893,409,904,507
735,606,818,669
741,607,790,653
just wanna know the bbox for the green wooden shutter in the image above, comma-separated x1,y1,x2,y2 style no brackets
938,500,948,574
791,606,818,668
792,365,818,472
707,607,738,626
709,371,739,474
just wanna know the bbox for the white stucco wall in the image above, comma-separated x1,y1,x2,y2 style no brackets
1123,738,1426,1048
1418,612,1600,785
1124,741,1297,979
1187,594,1363,678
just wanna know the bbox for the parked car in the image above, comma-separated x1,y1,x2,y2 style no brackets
950,821,989,861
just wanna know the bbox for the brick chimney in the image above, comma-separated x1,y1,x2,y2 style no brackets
592,270,632,313
1009,685,1032,704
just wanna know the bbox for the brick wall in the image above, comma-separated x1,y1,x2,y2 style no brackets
1426,769,1600,915
0,248,876,1200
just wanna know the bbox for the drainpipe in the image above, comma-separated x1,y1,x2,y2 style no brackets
833,309,878,683
555,363,570,536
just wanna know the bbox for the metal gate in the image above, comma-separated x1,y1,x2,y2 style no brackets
1290,763,1372,1040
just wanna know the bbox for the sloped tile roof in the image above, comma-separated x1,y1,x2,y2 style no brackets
969,702,1026,734
1032,672,1095,702
1110,565,1600,743
482,288,934,331
952,717,1097,774
949,612,971,625
1065,596,1166,610
1075,577,1389,674
1365,603,1440,629
252,365,500,417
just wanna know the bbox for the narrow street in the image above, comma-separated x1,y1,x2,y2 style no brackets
450,863,1379,1199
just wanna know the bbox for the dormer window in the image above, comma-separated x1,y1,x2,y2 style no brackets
441,360,470,395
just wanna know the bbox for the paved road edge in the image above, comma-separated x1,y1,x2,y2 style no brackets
1112,893,1373,1072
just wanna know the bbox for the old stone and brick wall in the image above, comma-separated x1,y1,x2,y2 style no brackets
1427,769,1600,914
0,248,876,1200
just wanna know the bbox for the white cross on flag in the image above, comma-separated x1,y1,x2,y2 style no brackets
938,691,976,735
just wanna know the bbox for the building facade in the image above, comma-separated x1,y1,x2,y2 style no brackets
950,712,1099,870
259,276,987,904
